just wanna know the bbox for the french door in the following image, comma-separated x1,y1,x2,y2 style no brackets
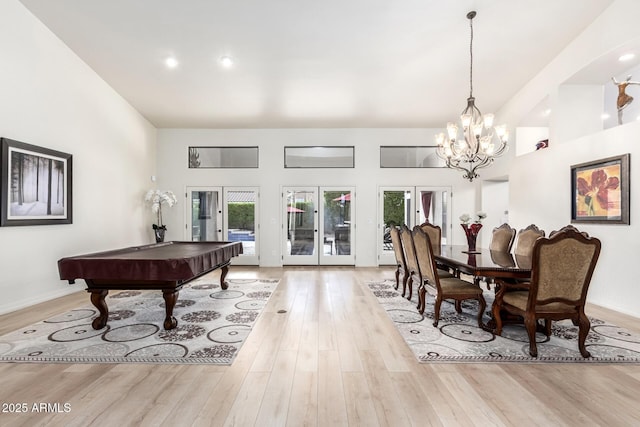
282,186,355,265
185,186,259,265
378,186,451,265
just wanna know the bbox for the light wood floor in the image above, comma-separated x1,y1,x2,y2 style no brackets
1,267,640,427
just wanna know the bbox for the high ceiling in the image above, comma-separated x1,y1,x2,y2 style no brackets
20,0,615,129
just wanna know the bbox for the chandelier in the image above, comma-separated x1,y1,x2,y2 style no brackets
435,11,508,182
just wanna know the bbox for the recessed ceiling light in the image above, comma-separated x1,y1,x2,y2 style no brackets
220,56,234,68
165,57,179,69
601,113,610,120
619,53,635,62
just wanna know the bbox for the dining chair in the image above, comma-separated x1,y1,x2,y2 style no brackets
399,225,420,301
479,223,516,289
492,225,601,357
514,224,545,257
418,222,454,278
489,223,516,252
389,226,409,297
412,226,486,327
418,222,442,252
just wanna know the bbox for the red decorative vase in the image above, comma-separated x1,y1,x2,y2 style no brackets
461,223,482,253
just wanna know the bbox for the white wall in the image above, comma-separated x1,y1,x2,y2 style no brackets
552,84,603,143
498,0,640,317
480,180,510,248
516,127,549,156
0,1,157,314
157,128,480,267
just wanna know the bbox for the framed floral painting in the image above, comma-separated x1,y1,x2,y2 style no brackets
571,153,629,224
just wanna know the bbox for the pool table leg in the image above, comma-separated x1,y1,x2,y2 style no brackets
89,289,109,330
162,289,179,330
220,263,230,290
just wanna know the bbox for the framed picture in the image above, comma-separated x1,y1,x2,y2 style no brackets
571,153,629,224
1,138,73,226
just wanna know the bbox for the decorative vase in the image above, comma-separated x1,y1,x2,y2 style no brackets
461,223,482,253
153,224,166,243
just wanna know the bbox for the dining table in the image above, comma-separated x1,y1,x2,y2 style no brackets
435,245,532,281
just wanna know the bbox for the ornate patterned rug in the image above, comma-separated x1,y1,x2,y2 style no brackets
0,278,278,365
367,279,640,363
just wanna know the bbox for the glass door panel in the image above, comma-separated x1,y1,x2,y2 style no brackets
282,187,318,265
379,187,414,265
320,188,355,265
224,187,259,265
187,187,222,242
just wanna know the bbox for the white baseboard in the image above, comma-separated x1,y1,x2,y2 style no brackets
0,286,83,316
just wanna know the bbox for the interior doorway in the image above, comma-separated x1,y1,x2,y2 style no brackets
378,186,451,265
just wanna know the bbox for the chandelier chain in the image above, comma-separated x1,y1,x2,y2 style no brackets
469,15,474,98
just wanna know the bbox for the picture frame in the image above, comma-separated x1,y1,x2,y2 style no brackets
1,138,73,226
571,153,629,225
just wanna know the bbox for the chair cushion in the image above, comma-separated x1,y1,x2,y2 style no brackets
502,291,578,313
437,269,454,278
439,277,483,295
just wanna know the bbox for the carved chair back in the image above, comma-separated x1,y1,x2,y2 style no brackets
530,225,601,307
389,226,406,270
514,224,545,257
489,223,516,252
399,225,419,281
412,226,440,293
418,222,442,255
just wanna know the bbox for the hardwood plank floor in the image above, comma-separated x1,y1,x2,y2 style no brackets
1,266,640,426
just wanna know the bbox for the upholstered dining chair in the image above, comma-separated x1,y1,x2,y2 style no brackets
479,223,516,289
489,223,516,252
418,222,454,278
514,224,545,257
389,226,409,297
399,225,420,301
412,226,486,327
418,222,442,252
492,225,601,358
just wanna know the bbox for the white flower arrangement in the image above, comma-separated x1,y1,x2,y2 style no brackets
145,189,177,228
459,213,472,224
460,211,487,224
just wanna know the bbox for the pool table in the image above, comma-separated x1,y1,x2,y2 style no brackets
58,241,243,330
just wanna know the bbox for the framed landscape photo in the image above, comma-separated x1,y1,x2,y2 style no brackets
1,138,73,226
571,153,629,224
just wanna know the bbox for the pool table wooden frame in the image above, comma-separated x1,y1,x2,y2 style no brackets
58,241,243,330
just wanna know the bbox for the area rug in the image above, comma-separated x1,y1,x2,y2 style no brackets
367,279,640,363
0,278,278,365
